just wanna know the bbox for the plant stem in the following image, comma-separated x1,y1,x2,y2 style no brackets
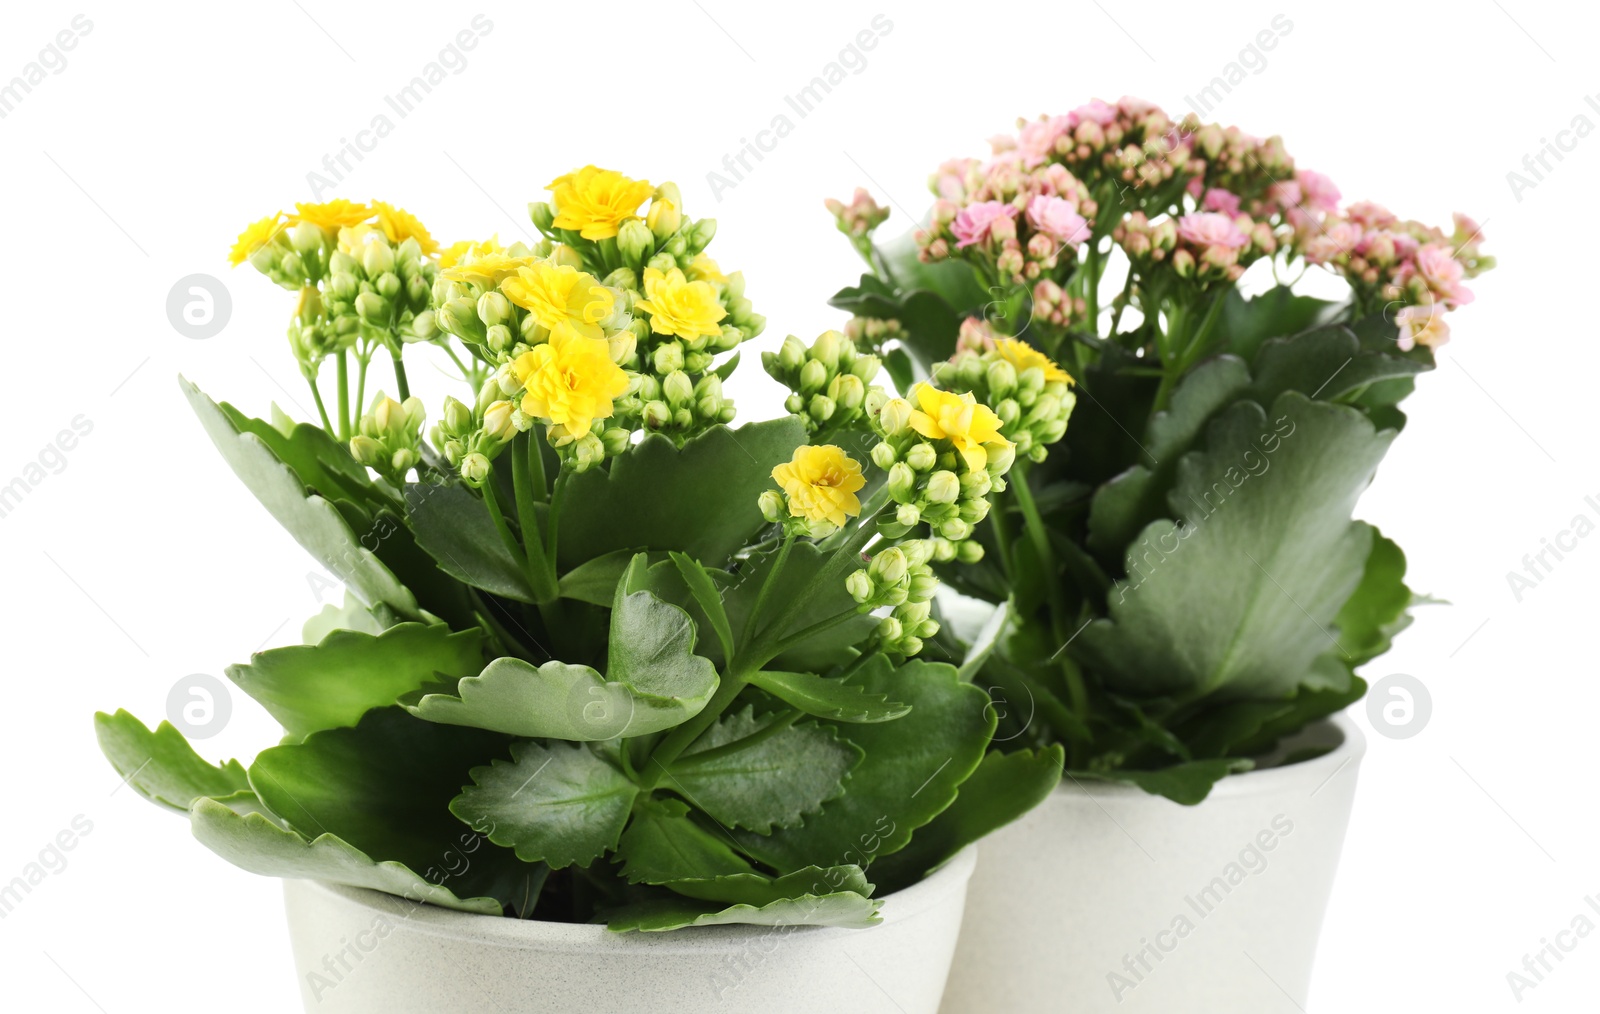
511,431,557,602
743,533,795,644
643,666,752,784
391,350,411,401
307,375,334,435
766,608,862,660
480,472,524,571
336,350,351,440
354,352,369,417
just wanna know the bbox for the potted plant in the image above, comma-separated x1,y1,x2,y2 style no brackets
94,168,1063,1013
822,97,1492,1012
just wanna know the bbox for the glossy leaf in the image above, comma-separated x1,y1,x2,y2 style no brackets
227,623,483,738
745,669,910,723
1078,758,1253,806
604,889,880,932
664,864,872,906
95,710,248,812
406,480,536,602
613,797,754,884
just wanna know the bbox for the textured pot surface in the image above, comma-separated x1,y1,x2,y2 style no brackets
284,845,975,1013
941,714,1365,1013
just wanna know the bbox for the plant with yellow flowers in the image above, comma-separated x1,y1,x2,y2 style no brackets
95,166,1061,942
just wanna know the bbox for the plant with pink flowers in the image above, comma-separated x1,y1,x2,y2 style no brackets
825,96,1494,804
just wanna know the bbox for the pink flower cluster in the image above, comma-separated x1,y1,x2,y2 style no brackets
825,188,891,237
1115,209,1276,283
919,157,1098,285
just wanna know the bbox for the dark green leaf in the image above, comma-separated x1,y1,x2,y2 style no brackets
1249,325,1425,409
1081,757,1253,805
1334,528,1413,665
406,480,535,602
603,888,880,932
669,552,736,661
665,864,872,906
613,797,754,884
666,707,861,833
452,739,638,869
1217,285,1342,362
558,549,648,607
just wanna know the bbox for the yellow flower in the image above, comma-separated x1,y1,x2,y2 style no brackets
439,236,503,269
686,254,728,284
441,251,538,287
635,267,727,341
335,223,386,256
994,338,1073,385
547,165,654,240
288,199,372,231
500,261,615,340
772,445,867,527
229,212,284,266
909,383,1010,472
511,327,630,435
371,200,439,255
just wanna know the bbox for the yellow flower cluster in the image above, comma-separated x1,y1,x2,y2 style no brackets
771,445,867,527
547,165,656,240
908,384,1009,471
502,262,616,341
635,267,727,342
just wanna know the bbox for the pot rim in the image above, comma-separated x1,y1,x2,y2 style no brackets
288,844,977,952
1056,710,1366,802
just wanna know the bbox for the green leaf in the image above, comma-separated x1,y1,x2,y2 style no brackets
604,889,880,932
665,864,873,906
188,798,503,915
956,600,1010,682
733,657,993,873
613,797,754,884
557,549,647,607
745,669,910,723
405,480,536,602
607,578,721,707
1249,325,1425,408
721,541,877,670
555,418,806,570
1217,285,1342,362
669,552,736,661
1225,674,1368,759
1081,757,1254,806
301,592,399,643
94,710,248,812
249,708,528,902
181,377,419,618
226,623,483,738
1077,393,1396,701
451,740,638,869
1087,356,1252,557
827,272,966,373
403,654,712,741
871,746,1063,892
666,707,861,833
1334,528,1413,665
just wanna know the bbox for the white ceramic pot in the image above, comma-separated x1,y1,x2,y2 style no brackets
283,845,976,1013
941,713,1364,1013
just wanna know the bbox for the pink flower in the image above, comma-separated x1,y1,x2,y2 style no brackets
951,201,1020,248
1015,116,1072,168
1202,189,1242,216
1026,195,1091,246
1176,212,1249,250
1345,201,1396,229
1073,98,1118,126
1396,302,1451,352
1295,170,1341,213
933,158,977,203
1303,221,1363,264
1415,244,1473,305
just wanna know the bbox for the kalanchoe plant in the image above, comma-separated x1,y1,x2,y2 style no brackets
96,167,1062,930
826,97,1493,804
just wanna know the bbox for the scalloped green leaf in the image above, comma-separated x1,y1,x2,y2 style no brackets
555,418,806,570
1076,392,1395,701
226,623,483,738
666,707,861,833
451,740,638,869
1249,325,1426,408
613,797,754,884
604,888,880,932
248,708,528,903
608,578,721,706
188,798,502,915
301,592,399,643
663,864,873,906
403,655,711,741
94,710,248,812
1216,285,1342,363
733,657,993,873
745,670,910,723
182,377,419,618
557,549,649,607
1081,758,1254,806
405,480,536,602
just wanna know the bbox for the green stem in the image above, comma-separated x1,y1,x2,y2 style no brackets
307,375,334,435
644,666,752,784
479,472,525,572
354,352,369,418
743,533,795,644
336,350,351,440
511,431,557,602
391,351,411,402
766,608,862,660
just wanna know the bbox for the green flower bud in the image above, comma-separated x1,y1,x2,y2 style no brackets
811,330,842,371
483,400,517,442
846,569,874,604
688,218,717,253
879,398,913,437
442,297,486,343
663,370,695,408
831,374,865,412
870,548,909,586
653,341,685,374
784,393,804,415
778,334,807,372
410,309,438,340
850,355,881,384
939,518,973,541
362,241,396,277
643,400,671,429
572,433,605,471
956,540,985,564
926,470,960,504
355,291,390,326
799,359,828,396
902,539,934,568
442,396,473,433
961,470,993,499
486,324,513,353
876,616,903,642
931,538,957,563
618,218,653,266
960,498,990,524
899,599,932,626
529,202,556,232
376,272,401,299
986,358,1019,397
349,434,384,468
478,291,513,326
460,452,491,485
870,442,897,470
906,442,938,472
887,462,917,503
601,428,631,456
808,394,836,424
909,571,941,600
759,489,786,524
986,441,1017,475
896,503,921,528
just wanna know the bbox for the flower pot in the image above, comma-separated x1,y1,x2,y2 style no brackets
282,845,977,1013
940,713,1364,1013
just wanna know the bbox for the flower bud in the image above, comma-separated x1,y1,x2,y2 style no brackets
961,470,993,499
887,462,917,503
939,517,973,541
896,503,921,528
926,470,961,504
799,359,828,396
870,442,897,470
483,400,517,442
808,394,836,424
759,489,787,524
647,198,681,240
442,396,473,433
361,241,396,278
846,569,874,604
906,442,938,472
643,400,671,430
909,571,940,599
662,370,695,408
486,324,513,353
349,435,383,467
688,218,717,253
478,291,513,326
529,202,556,232
831,374,865,411
618,218,653,266
355,291,390,325
956,539,985,564
870,548,909,586
986,358,1019,397
460,452,491,485
876,616,903,643
879,398,913,436
811,330,842,371
986,441,1016,475
653,341,685,374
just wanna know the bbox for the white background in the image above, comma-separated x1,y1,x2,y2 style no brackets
0,1,1590,1010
